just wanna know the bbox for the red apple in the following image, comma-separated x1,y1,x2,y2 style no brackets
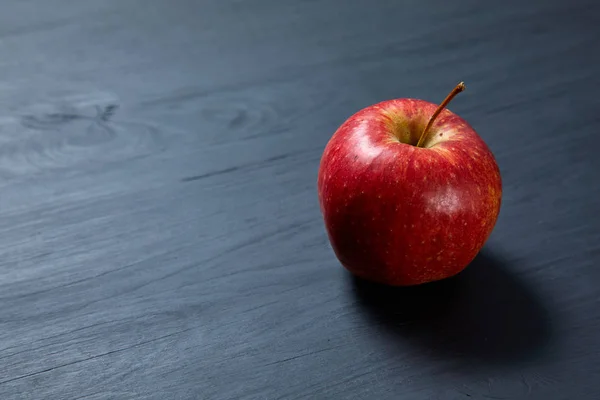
317,83,502,286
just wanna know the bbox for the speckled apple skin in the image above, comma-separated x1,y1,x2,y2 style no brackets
317,99,502,286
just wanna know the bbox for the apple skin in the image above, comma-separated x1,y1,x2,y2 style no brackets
317,98,502,286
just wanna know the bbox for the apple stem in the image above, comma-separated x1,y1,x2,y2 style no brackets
416,82,466,148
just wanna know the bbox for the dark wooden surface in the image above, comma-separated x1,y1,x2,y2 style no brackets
0,1,598,399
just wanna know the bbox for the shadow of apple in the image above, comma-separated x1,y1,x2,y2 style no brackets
351,250,554,366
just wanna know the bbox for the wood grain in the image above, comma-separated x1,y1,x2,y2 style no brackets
0,0,599,398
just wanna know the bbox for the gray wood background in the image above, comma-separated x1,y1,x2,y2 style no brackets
0,0,598,398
